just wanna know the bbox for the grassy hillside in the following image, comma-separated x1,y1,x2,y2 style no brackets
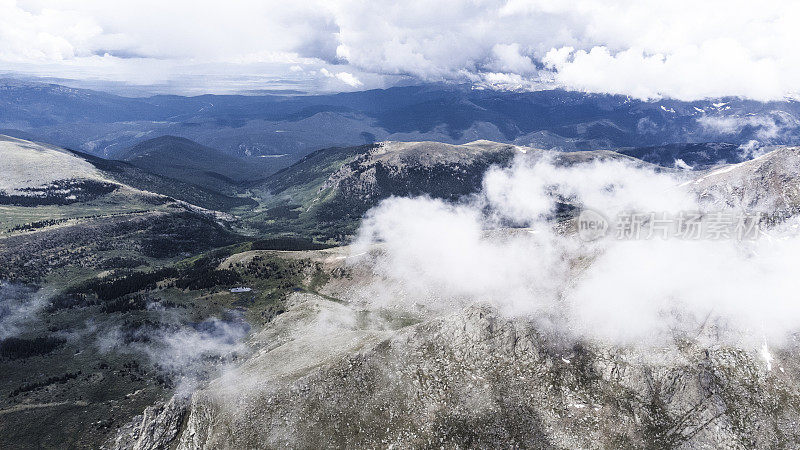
0,135,179,232
0,240,329,449
68,149,256,211
113,136,279,194
0,135,268,448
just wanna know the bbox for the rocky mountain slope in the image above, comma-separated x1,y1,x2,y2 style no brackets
112,250,800,449
6,135,800,448
180,304,800,448
106,143,800,449
314,140,522,212
689,146,800,216
0,134,255,231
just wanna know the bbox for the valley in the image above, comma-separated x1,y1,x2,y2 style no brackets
3,129,800,447
6,2,800,447
7,0,800,450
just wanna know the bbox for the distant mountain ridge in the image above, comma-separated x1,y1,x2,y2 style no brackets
2,79,800,163
618,142,745,169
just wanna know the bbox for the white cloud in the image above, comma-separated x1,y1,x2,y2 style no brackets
697,112,800,141
543,43,786,101
490,43,537,74
351,154,800,346
0,1,102,61
334,71,363,87
3,0,800,99
320,67,363,87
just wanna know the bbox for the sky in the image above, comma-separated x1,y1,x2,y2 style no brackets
2,0,800,99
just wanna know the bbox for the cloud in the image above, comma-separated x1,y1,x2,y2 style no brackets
543,43,786,101
351,153,800,347
697,112,800,141
320,67,363,87
96,313,250,392
490,43,537,75
0,281,46,339
0,1,102,61
3,0,800,99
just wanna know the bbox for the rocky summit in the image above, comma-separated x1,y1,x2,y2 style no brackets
114,292,800,449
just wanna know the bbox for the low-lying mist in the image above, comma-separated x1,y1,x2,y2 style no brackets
96,311,250,393
0,282,46,340
351,153,800,348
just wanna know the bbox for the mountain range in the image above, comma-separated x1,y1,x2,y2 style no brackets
4,79,800,448
3,79,800,167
